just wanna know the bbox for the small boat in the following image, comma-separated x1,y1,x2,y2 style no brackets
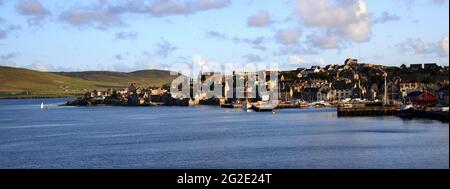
400,104,414,111
253,102,276,112
400,99,414,111
40,102,48,110
312,101,331,108
296,100,310,108
242,100,252,111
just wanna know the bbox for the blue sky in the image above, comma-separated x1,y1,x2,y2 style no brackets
0,0,448,72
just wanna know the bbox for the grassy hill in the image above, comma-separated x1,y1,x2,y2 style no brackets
0,66,179,99
55,70,179,87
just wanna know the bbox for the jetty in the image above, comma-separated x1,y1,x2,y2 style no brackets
397,109,449,122
337,106,400,117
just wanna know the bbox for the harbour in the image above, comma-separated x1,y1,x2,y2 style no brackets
0,98,448,169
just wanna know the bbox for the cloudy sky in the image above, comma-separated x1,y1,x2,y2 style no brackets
0,0,449,72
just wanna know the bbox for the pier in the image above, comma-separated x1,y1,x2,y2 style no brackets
397,109,449,122
338,106,400,117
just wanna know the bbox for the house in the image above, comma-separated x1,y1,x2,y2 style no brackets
317,85,334,101
369,83,379,100
344,58,358,67
400,82,422,97
115,89,128,95
345,58,358,65
424,63,439,71
105,89,113,96
387,81,401,101
437,86,449,106
409,64,422,71
407,91,437,108
296,68,305,78
300,87,319,102
344,58,358,70
307,79,328,88
128,92,149,105
338,69,357,80
352,82,367,100
303,66,321,77
84,91,95,98
128,83,138,94
324,64,338,71
150,87,166,96
332,81,353,101
400,64,407,70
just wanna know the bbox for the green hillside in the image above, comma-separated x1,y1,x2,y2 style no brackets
55,70,179,87
0,66,179,99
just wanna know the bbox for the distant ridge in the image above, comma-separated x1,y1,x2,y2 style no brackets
0,66,180,99
55,69,179,87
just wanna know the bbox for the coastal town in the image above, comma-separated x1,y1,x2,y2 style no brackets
66,58,449,121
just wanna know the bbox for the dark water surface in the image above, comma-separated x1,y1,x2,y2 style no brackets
0,98,448,168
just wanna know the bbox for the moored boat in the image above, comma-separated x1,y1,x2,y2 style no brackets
297,100,310,108
242,100,253,111
252,101,277,112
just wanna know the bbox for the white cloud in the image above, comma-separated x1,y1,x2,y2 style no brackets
440,35,449,56
276,44,317,56
316,57,326,66
288,55,305,64
275,29,301,45
397,35,449,57
244,54,263,62
295,0,371,47
59,8,123,29
26,61,53,72
307,31,341,49
59,0,231,29
143,0,231,17
16,0,50,26
247,10,272,27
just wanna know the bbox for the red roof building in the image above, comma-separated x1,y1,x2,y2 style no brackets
407,91,438,108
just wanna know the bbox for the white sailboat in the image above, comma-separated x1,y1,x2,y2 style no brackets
40,102,45,110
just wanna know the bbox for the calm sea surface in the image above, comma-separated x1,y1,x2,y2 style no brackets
0,98,448,169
